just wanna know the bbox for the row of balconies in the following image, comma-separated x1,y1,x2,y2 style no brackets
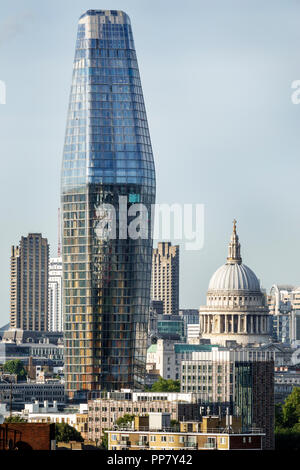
119,440,198,449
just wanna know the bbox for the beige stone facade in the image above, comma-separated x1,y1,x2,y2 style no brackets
151,242,179,315
10,233,49,331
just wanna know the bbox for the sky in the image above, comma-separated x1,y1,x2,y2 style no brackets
0,0,300,325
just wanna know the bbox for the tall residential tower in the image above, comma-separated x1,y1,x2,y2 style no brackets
61,10,156,399
152,242,179,315
10,233,49,331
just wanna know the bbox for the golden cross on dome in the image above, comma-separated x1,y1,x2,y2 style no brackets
233,219,237,233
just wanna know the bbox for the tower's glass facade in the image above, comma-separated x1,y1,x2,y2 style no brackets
61,10,155,399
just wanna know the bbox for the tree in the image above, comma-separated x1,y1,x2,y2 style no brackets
150,377,180,392
4,416,27,423
171,419,179,430
55,423,83,443
275,387,300,450
3,360,27,380
292,422,300,433
100,431,108,449
275,403,284,429
116,414,135,427
281,387,300,428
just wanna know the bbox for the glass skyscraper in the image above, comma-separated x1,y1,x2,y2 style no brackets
61,10,156,399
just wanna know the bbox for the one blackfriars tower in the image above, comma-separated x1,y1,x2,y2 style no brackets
61,10,156,400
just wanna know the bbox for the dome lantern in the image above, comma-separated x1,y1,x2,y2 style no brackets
227,219,242,265
207,220,261,293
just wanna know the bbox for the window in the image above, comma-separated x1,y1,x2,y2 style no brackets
161,436,167,442
150,436,156,442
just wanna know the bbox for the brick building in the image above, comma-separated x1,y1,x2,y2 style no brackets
87,390,197,441
0,423,55,450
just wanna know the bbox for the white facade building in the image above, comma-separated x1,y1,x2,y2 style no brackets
18,401,88,436
147,340,176,380
0,403,9,423
187,324,201,343
268,285,300,345
48,257,63,332
146,339,221,381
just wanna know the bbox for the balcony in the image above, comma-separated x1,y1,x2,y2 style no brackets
137,441,149,448
119,440,131,448
198,427,263,434
203,442,216,449
183,442,198,449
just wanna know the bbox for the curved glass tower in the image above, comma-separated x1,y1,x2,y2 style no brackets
61,10,156,399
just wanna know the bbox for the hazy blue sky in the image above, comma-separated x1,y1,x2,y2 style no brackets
1,0,300,325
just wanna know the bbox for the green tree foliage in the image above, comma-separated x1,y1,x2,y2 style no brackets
150,377,180,392
116,414,135,426
171,419,179,430
3,360,27,380
55,423,84,443
275,387,300,450
4,416,27,423
281,387,300,429
100,431,108,449
275,403,283,429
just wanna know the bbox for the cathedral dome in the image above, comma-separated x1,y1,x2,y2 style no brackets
207,219,261,293
200,220,270,347
208,262,260,292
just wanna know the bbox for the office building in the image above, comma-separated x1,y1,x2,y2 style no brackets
152,242,179,315
1,329,63,345
179,309,200,343
148,301,184,346
268,285,300,345
179,309,199,324
186,324,201,343
87,390,197,441
146,339,220,381
290,309,300,345
274,366,300,403
0,382,65,410
156,315,185,341
10,234,49,331
181,348,274,449
61,10,156,399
